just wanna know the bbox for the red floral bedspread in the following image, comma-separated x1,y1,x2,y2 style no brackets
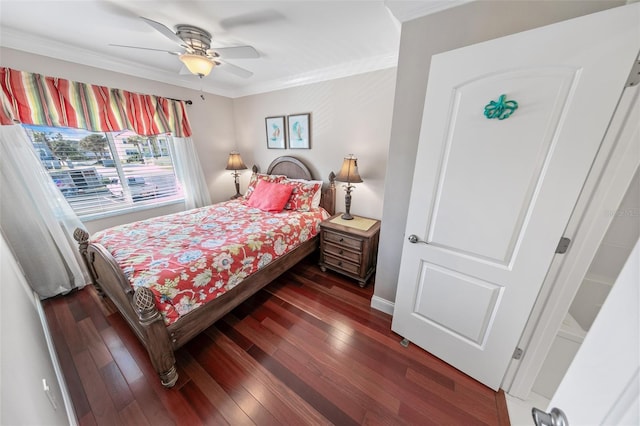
92,200,329,325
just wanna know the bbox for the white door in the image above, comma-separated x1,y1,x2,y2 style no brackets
392,4,640,390
546,241,639,425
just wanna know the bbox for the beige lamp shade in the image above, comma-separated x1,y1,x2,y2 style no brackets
226,151,247,199
335,154,363,184
225,151,248,171
179,53,215,77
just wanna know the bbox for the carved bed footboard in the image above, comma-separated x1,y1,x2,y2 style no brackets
74,227,319,388
73,228,179,387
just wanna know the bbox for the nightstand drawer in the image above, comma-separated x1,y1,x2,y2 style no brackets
323,254,361,276
323,230,363,251
324,242,362,264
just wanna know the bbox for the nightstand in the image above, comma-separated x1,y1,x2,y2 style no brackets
319,213,381,287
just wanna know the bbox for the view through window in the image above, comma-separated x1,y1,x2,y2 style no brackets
24,125,184,218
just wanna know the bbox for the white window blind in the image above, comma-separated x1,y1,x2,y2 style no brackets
24,125,184,219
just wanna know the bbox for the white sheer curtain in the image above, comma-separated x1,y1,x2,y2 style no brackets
169,136,212,210
0,125,89,298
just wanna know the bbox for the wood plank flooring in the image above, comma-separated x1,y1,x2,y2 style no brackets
43,254,510,425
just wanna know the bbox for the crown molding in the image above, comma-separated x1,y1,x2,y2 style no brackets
1,27,397,99
229,52,398,98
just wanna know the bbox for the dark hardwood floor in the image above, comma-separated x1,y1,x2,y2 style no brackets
43,254,510,425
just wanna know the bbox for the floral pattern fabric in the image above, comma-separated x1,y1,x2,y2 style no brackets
92,200,329,325
284,180,322,211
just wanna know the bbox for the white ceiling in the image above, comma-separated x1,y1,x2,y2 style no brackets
0,1,467,98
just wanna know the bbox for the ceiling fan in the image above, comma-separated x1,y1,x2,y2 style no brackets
110,17,259,78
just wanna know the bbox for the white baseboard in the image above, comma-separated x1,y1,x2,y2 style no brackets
370,295,394,315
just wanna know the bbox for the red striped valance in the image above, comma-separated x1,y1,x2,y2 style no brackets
0,67,192,137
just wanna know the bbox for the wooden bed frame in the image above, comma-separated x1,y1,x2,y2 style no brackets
73,156,335,387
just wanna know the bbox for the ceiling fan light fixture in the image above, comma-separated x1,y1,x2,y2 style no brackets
179,53,215,76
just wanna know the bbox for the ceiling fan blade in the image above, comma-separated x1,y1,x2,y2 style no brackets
211,45,259,59
215,60,253,79
109,44,180,54
140,16,184,46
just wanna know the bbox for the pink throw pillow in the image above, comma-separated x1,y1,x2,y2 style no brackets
244,173,286,200
246,180,294,212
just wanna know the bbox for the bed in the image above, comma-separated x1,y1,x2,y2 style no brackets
73,156,336,387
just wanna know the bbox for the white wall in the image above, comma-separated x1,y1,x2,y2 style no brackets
374,0,625,304
232,68,396,220
0,47,237,233
0,233,74,425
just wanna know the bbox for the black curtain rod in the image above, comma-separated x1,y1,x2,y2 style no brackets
167,97,193,105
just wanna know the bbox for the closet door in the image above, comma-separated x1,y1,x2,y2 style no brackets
392,4,640,390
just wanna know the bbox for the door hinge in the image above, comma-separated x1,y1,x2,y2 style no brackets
555,237,571,254
512,347,524,360
625,58,640,88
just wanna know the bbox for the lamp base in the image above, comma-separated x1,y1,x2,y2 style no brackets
341,212,354,220
231,173,242,200
343,186,355,220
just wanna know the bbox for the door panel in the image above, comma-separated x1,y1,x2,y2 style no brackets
428,68,577,264
392,4,640,390
414,263,502,346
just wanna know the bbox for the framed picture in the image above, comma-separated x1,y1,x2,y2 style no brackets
287,113,311,149
265,116,286,149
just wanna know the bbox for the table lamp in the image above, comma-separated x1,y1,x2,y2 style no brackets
335,154,363,220
226,151,248,199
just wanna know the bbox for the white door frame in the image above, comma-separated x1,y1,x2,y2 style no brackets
549,240,639,425
503,73,640,398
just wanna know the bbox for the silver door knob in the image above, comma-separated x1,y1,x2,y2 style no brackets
532,407,568,426
408,234,427,244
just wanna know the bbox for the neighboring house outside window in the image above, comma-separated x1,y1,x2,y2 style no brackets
23,124,184,220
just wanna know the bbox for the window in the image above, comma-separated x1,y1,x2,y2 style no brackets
24,125,184,219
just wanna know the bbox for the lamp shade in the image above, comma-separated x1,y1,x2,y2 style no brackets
226,151,248,171
335,154,363,184
179,53,215,77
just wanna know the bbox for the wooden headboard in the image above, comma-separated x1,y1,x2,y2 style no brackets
252,156,335,215
267,156,312,179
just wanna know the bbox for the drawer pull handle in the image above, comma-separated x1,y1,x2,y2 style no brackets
338,261,342,266
339,249,344,254
339,237,344,242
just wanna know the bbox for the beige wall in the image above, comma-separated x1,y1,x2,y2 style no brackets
232,68,396,220
374,0,624,304
1,48,395,234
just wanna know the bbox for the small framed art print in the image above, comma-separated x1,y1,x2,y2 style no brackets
287,113,310,149
265,116,286,149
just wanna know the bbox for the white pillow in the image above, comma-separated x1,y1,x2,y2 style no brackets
287,178,323,209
